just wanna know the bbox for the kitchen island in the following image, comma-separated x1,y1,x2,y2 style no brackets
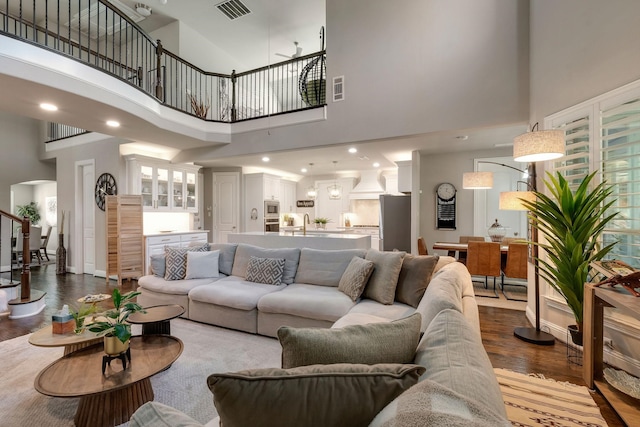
228,231,371,250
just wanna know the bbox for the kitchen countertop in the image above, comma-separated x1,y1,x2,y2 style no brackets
144,230,209,237
228,231,371,250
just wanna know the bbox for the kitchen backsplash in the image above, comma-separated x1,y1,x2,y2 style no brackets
348,199,380,226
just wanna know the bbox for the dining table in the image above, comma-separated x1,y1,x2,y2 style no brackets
432,241,510,258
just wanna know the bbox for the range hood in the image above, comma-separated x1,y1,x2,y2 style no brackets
349,170,385,199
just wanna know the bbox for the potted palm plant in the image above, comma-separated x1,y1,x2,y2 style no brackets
520,171,618,345
87,289,144,355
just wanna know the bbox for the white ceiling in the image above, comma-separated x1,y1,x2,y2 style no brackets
0,0,527,178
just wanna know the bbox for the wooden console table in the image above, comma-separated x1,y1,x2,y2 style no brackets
583,283,640,426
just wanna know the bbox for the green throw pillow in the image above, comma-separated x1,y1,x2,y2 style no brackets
278,312,421,369
207,363,425,427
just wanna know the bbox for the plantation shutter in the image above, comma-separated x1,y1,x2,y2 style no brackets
551,114,591,189
601,97,640,266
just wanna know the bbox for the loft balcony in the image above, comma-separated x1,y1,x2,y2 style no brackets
0,0,326,144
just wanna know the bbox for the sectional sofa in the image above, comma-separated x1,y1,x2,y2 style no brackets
132,243,509,426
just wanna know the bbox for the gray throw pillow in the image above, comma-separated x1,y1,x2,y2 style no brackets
278,312,422,369
395,254,439,308
208,363,425,427
338,256,375,301
245,256,286,285
149,254,165,277
164,244,209,281
363,250,406,305
185,250,220,280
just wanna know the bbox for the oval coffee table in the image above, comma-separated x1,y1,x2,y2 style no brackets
127,304,185,335
29,325,103,355
35,335,183,427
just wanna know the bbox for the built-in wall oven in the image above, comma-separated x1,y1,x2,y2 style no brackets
264,200,280,232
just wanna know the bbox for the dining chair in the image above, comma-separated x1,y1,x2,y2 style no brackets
417,237,428,255
29,226,43,264
501,243,528,300
457,236,485,265
466,241,501,297
40,226,52,261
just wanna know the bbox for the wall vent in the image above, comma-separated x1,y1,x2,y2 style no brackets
216,0,251,20
333,76,345,102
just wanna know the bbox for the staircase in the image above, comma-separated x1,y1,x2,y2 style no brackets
0,210,46,318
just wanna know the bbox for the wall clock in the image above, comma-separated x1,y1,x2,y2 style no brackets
436,182,457,230
95,172,118,211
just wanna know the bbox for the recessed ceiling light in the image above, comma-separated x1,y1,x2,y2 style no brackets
106,120,120,127
373,162,380,168
301,167,308,173
456,135,469,140
262,156,270,162
348,147,357,154
40,103,58,111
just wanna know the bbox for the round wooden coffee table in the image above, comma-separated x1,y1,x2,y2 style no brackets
34,335,183,427
29,325,102,355
127,304,185,335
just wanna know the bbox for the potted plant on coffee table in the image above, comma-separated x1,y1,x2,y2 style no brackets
87,289,144,355
520,171,618,345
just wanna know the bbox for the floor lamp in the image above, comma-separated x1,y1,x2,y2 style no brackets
463,124,564,346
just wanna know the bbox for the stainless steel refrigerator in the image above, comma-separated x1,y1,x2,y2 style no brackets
379,194,411,252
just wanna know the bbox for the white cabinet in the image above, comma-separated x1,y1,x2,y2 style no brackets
280,180,297,213
314,178,355,227
396,160,412,193
264,175,280,201
144,232,208,273
126,154,201,212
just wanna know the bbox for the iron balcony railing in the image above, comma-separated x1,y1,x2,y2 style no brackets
0,0,326,139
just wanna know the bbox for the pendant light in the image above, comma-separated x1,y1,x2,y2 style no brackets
305,163,318,200
327,161,342,200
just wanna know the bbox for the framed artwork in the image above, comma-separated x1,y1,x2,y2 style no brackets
46,196,57,227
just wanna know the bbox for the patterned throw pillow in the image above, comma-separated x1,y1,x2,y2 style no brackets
164,244,209,281
245,256,286,285
338,256,374,301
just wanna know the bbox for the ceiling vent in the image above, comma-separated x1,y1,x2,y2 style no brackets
216,0,251,20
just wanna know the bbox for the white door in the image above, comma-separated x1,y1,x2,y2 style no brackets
82,166,95,274
75,160,95,275
213,172,239,243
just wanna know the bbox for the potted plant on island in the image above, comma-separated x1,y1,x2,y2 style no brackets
314,217,331,229
87,289,144,355
520,171,618,345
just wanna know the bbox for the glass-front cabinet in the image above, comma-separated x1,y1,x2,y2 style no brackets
125,155,200,212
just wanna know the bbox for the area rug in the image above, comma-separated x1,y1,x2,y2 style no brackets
472,279,500,298
494,368,608,427
0,319,281,426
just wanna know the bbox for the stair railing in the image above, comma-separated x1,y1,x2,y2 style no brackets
0,209,30,300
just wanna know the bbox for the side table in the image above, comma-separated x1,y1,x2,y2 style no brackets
583,283,640,426
127,304,185,335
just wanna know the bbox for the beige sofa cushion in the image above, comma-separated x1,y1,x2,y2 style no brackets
189,276,285,311
257,283,356,322
138,275,218,295
294,248,367,287
363,250,406,305
368,378,510,427
414,308,508,420
278,313,421,369
415,262,466,332
208,364,425,427
130,402,204,427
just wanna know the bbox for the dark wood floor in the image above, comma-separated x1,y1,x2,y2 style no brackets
0,264,624,426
